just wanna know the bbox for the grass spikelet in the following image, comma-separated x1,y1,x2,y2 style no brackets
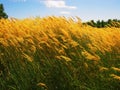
99,66,109,72
37,82,47,89
82,50,100,61
110,74,120,81
111,67,120,72
56,55,71,62
22,53,33,62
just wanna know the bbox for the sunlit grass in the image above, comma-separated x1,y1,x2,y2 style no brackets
0,16,120,90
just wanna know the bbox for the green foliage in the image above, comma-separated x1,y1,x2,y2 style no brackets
0,4,8,19
86,19,120,28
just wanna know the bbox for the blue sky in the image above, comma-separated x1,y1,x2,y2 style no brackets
0,0,120,21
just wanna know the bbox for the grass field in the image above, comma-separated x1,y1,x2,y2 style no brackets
0,16,120,90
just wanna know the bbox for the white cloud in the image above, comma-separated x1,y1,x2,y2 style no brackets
60,11,70,15
44,0,77,9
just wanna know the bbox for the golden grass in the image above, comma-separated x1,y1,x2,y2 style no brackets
0,16,120,89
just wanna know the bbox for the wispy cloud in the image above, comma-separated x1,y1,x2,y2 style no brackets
43,0,77,9
60,11,70,15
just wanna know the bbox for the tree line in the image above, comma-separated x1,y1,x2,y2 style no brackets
84,19,120,28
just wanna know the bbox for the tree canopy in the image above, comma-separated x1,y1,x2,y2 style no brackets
85,19,120,28
0,4,8,19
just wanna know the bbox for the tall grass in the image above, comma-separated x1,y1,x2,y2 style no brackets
0,16,120,90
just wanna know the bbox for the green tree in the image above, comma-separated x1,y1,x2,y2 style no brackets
87,20,96,27
0,4,8,19
96,20,101,28
101,20,106,27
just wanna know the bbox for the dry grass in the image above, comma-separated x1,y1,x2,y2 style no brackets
0,16,120,90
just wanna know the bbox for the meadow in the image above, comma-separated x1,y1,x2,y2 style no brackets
0,16,120,90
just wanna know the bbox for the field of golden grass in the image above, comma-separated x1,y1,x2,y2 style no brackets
0,16,120,90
